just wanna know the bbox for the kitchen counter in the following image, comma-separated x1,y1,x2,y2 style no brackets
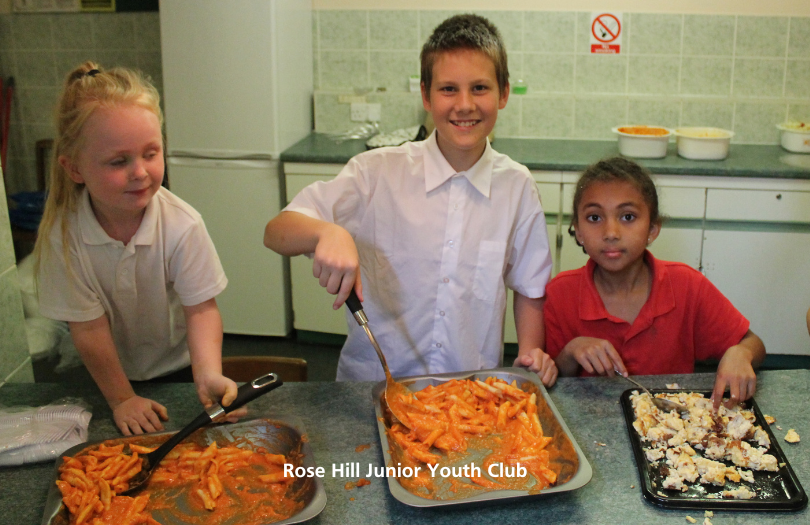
280,133,810,179
2,370,807,524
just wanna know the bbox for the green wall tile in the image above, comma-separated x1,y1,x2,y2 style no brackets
11,13,53,50
313,92,351,133
785,60,810,98
575,55,627,94
522,96,574,138
319,10,368,50
93,13,136,51
627,99,681,129
52,13,94,50
788,18,810,58
734,102,787,143
370,11,418,51
494,97,521,137
788,103,810,121
733,59,786,98
523,11,576,53
573,97,626,139
680,100,734,129
523,54,574,94
483,11,524,54
735,17,788,58
0,170,14,271
682,15,735,56
418,10,464,45
370,51,419,93
319,50,368,91
680,57,732,96
627,56,680,95
627,13,682,56
133,13,161,53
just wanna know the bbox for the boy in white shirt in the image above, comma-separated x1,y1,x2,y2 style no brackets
264,14,557,386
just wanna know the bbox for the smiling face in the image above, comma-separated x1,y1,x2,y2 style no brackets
422,48,509,172
61,103,164,228
574,180,660,275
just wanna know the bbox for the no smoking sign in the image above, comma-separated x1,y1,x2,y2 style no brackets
590,12,622,54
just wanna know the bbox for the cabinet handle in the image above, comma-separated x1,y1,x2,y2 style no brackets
776,193,782,200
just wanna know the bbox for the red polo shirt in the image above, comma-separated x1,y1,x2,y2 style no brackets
544,251,750,376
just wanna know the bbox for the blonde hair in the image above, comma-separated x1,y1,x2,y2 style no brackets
33,61,163,279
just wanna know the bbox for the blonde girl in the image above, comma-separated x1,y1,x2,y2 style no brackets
35,62,240,435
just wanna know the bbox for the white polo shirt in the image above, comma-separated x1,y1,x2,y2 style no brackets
285,131,552,381
38,187,228,380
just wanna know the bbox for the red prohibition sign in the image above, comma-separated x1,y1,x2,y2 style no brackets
592,14,621,43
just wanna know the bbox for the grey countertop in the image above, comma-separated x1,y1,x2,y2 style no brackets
280,133,810,179
2,370,808,524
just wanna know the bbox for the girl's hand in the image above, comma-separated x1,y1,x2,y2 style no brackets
112,396,168,436
513,349,558,387
712,345,757,411
563,337,626,376
312,223,363,310
196,372,247,423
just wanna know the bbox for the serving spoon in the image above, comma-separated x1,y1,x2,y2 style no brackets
615,371,689,415
345,290,413,428
121,372,283,494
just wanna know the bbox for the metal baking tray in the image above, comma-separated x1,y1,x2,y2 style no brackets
372,367,592,507
620,388,807,511
41,417,326,525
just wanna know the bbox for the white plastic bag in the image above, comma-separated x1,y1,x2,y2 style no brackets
0,398,92,466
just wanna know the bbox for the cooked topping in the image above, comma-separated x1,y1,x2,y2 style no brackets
617,125,670,136
763,414,776,425
785,429,800,443
781,121,810,133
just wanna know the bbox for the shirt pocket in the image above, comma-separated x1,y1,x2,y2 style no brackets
472,240,507,302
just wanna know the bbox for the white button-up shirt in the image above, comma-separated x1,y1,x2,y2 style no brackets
285,132,552,381
38,187,228,380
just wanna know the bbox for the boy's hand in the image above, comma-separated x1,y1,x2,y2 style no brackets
196,373,247,423
513,349,558,387
712,345,758,411
312,223,363,309
562,337,626,376
112,396,168,436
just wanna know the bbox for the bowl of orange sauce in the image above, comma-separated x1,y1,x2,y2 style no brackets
612,125,672,159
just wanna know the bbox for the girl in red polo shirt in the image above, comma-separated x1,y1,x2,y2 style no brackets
544,157,765,409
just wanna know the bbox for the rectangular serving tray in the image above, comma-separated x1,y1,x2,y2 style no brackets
620,388,807,511
41,416,326,525
372,367,593,507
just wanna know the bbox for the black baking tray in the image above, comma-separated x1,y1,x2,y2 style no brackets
620,389,807,511
40,417,326,525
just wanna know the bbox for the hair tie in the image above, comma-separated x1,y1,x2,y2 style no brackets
86,69,100,77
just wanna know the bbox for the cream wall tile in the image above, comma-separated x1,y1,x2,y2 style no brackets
680,57,733,96
682,15,735,56
319,50,368,91
788,103,810,120
523,54,574,94
627,56,680,95
681,100,734,129
785,60,810,98
319,10,368,50
495,96,521,137
573,98,626,139
735,16,789,58
522,96,574,138
523,11,576,53
313,92,350,133
734,102,788,143
369,51,419,92
627,13,683,56
627,99,681,129
733,59,786,97
575,55,627,94
482,11,524,54
370,11,418,51
788,17,810,58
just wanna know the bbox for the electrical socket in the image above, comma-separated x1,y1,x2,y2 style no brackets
367,103,381,122
350,103,367,122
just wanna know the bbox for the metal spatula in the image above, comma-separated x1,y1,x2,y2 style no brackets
616,371,689,415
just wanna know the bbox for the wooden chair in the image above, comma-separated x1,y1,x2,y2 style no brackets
222,356,308,383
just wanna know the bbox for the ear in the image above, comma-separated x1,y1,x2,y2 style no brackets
647,221,661,245
421,82,431,112
499,82,510,109
59,155,84,184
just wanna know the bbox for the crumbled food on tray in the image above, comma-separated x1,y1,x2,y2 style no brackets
703,518,713,525
666,383,681,389
784,429,800,443
630,391,779,497
705,511,713,517
764,415,776,425
686,516,697,523
777,425,783,431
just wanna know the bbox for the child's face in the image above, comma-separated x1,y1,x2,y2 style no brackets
422,48,508,172
62,104,164,224
574,180,660,274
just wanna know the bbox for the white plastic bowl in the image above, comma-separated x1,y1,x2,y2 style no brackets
673,127,734,160
776,123,810,154
612,125,671,159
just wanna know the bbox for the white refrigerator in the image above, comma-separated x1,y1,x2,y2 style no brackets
159,0,313,336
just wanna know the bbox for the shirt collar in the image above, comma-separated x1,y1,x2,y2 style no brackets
579,250,675,325
423,130,493,198
77,188,157,247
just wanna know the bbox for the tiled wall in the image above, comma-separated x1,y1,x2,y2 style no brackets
0,11,162,194
0,169,34,386
312,10,810,143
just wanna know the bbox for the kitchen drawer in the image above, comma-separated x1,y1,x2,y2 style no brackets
706,189,810,223
562,183,704,219
285,173,335,203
